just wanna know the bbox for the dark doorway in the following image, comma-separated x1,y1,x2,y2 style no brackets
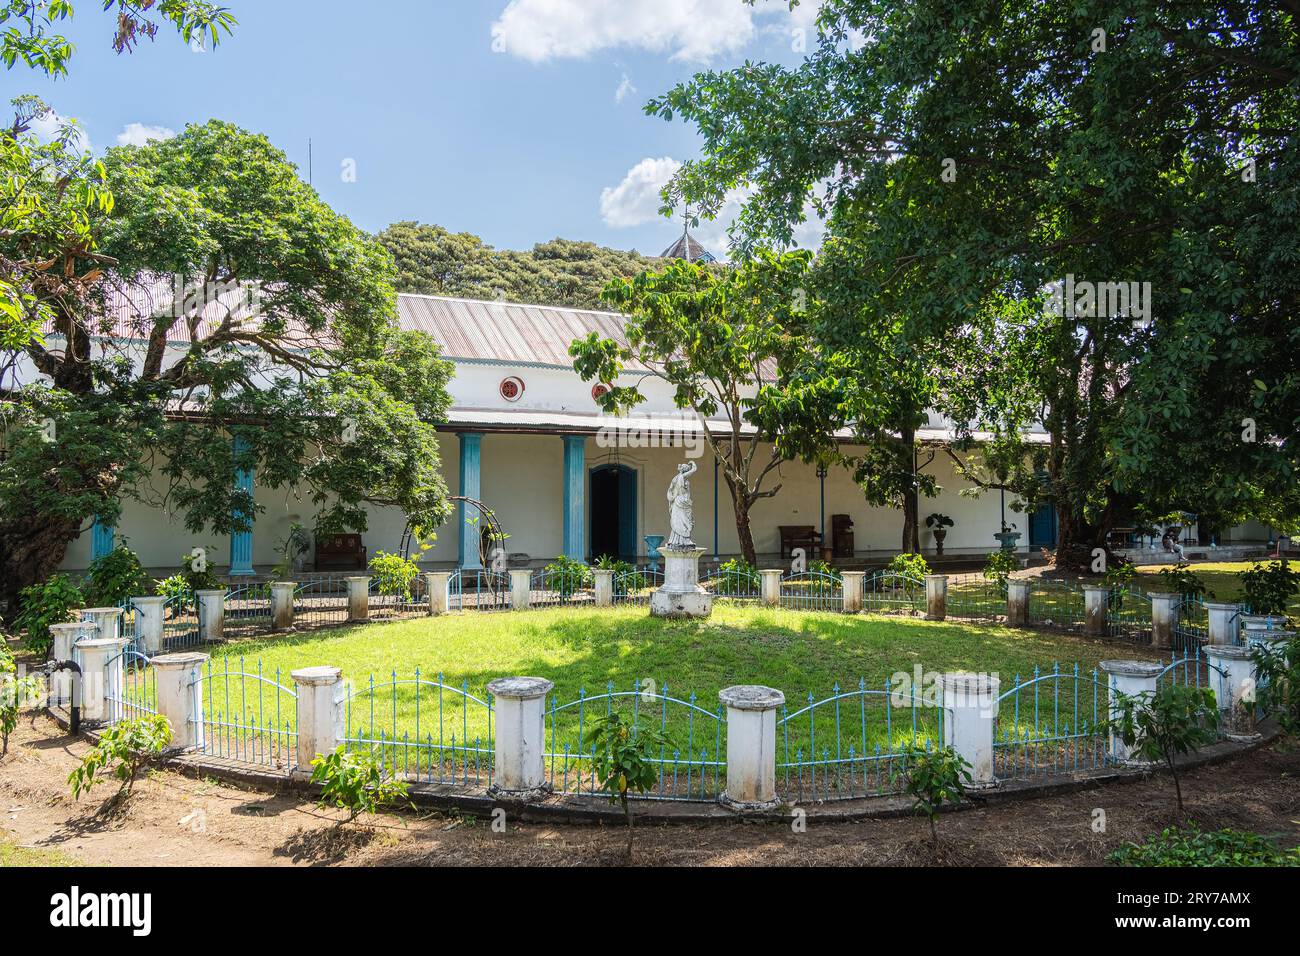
590,465,637,561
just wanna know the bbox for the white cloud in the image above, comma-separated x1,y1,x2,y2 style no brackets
116,123,176,147
614,72,637,104
599,156,681,228
27,110,92,155
491,0,756,63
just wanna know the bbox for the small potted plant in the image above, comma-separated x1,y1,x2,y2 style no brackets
994,521,1020,553
925,513,954,556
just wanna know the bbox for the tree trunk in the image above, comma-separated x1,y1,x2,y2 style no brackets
0,515,82,619
900,426,920,553
724,475,758,566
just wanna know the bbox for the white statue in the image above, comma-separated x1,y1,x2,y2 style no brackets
666,460,698,549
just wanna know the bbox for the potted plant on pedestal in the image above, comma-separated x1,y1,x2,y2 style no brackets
994,521,1021,552
926,513,954,556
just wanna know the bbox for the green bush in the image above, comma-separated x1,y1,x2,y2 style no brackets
715,557,760,595
310,746,410,826
892,744,970,851
67,715,172,802
1156,563,1213,601
982,550,1018,595
582,710,672,859
369,550,420,600
83,543,148,606
1251,632,1300,734
1110,684,1221,814
1110,824,1300,867
808,558,842,582
1,646,43,758
594,556,647,591
887,552,930,580
14,574,85,657
1104,562,1136,610
542,555,593,598
180,548,220,592
1238,560,1300,618
154,574,191,605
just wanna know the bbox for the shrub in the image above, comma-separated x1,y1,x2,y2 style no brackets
982,549,1018,595
892,744,970,851
154,574,191,605
1,646,43,758
1104,561,1136,610
715,557,760,595
1251,632,1300,734
1110,684,1220,814
808,558,841,581
83,543,148,607
1109,824,1300,867
543,555,593,598
1156,563,1212,601
582,711,672,860
180,548,220,592
1237,559,1299,618
310,746,410,826
68,715,172,803
369,550,420,600
887,552,930,580
14,574,84,657
594,556,647,592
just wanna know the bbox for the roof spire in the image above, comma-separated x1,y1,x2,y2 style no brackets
660,204,716,263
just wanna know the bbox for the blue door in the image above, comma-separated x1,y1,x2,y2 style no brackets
1028,503,1057,548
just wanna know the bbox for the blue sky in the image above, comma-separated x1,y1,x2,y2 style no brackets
11,0,824,258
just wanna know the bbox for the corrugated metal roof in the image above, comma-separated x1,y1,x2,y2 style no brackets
397,294,646,369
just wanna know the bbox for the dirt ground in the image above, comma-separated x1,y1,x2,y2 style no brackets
2,712,1297,867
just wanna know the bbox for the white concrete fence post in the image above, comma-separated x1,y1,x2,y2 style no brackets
73,636,128,725
195,589,226,642
345,576,370,623
270,582,296,631
81,606,124,643
1006,580,1030,627
486,677,554,799
1205,602,1241,646
292,666,345,774
718,685,785,811
1148,592,1179,651
425,572,451,616
593,569,614,607
760,569,783,607
132,596,166,655
939,672,1000,788
1083,585,1110,637
1101,660,1163,764
48,622,96,707
840,571,864,613
925,574,948,621
509,569,532,610
1204,645,1260,741
153,652,209,749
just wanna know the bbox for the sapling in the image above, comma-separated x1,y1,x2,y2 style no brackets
892,744,971,853
68,715,172,804
582,710,672,860
1,647,42,758
310,745,411,827
1110,684,1220,814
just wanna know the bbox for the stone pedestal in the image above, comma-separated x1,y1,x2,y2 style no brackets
1148,592,1179,650
49,622,97,707
1101,659,1164,764
1006,580,1030,627
345,577,370,622
132,596,167,654
155,652,210,749
939,672,1000,788
1083,585,1110,637
650,546,713,619
1240,614,1289,645
718,685,784,812
74,636,128,725
425,572,451,615
487,677,554,799
292,666,345,772
195,589,226,642
1206,603,1242,646
270,582,296,630
840,571,865,613
925,574,948,621
759,569,783,607
593,569,614,607
509,569,532,609
81,606,124,643
1205,645,1260,741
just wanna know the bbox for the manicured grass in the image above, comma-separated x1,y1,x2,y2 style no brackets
1133,560,1300,617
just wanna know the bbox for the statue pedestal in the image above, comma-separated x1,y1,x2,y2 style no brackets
650,545,714,619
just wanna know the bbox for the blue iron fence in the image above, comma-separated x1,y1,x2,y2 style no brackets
945,573,1004,621
776,678,940,802
1027,579,1086,630
161,591,200,649
529,566,595,607
780,570,843,611
994,664,1110,779
862,572,923,615
1173,594,1208,653
105,648,157,723
612,566,662,605
701,565,761,601
343,671,495,788
449,569,510,611
292,576,350,628
190,657,297,770
1106,586,1152,644
544,681,725,801
225,582,274,637
368,572,428,620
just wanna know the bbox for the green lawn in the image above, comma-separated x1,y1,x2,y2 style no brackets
1134,560,1300,617
0,837,77,867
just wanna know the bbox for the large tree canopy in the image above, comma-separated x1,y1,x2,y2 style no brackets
650,0,1300,565
0,121,452,605
378,221,670,311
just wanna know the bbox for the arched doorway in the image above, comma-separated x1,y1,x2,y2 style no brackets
590,465,637,561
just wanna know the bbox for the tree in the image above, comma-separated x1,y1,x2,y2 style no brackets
1111,684,1220,815
67,713,172,805
0,121,454,607
647,0,1300,568
581,710,672,860
571,252,816,565
309,745,410,827
892,744,970,854
377,222,669,311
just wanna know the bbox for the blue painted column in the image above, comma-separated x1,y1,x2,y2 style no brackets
562,435,586,561
229,435,255,576
458,433,483,569
91,514,116,561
